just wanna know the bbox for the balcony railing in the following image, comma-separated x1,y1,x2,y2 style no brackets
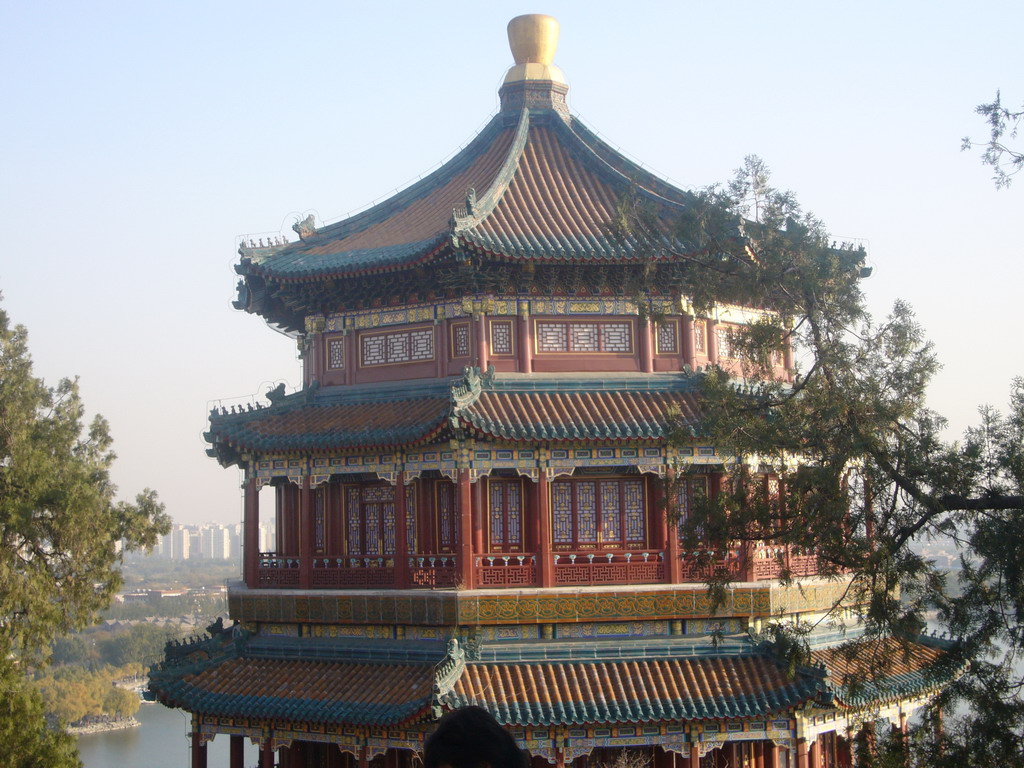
409,555,459,588
252,545,825,590
553,551,665,586
475,554,537,587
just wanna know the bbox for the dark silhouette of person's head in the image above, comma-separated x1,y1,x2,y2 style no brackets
424,706,527,768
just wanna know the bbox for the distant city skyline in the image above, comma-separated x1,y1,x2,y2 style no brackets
2,2,1020,525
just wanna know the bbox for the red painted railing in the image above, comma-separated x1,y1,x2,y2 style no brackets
252,545,823,589
553,551,665,586
409,554,459,588
475,554,537,587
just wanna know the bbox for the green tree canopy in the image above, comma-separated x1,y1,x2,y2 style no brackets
963,91,1023,188
0,301,170,764
617,157,1024,765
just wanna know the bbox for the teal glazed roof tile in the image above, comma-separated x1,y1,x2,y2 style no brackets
455,388,702,441
206,395,451,453
239,105,701,281
448,655,820,726
204,373,703,459
152,656,437,726
809,635,962,708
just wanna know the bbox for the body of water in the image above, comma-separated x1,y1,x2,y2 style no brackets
77,702,258,768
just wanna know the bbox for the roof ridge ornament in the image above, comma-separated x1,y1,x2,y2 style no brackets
499,15,569,117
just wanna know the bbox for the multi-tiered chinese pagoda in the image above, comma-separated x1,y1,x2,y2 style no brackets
151,15,953,768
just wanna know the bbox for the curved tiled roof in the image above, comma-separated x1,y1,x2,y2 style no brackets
204,374,703,459
450,656,818,726
206,395,451,454
456,388,702,441
155,656,437,726
810,635,956,708
240,105,696,281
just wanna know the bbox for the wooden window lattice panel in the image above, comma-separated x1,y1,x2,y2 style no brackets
490,321,514,356
326,336,345,369
451,323,470,358
656,321,678,354
535,321,634,354
361,327,435,366
693,320,707,354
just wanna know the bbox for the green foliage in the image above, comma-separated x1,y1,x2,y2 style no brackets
962,91,1024,188
102,686,140,719
0,658,80,768
620,159,1024,764
0,300,171,761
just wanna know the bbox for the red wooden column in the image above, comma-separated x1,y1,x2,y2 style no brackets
473,479,487,556
435,320,447,378
458,469,475,589
639,317,655,373
796,738,809,768
765,742,780,768
191,732,207,768
395,472,410,588
782,319,795,382
707,318,719,364
809,738,820,768
682,313,696,371
244,476,260,588
688,743,700,768
476,315,489,371
260,740,275,768
517,306,533,373
535,472,553,587
298,476,313,589
663,468,682,584
230,735,244,768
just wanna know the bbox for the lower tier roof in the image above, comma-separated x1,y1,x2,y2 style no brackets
149,628,957,728
205,372,704,461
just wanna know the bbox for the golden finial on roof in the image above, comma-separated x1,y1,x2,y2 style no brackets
503,14,567,86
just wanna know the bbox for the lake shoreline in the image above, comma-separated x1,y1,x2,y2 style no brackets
69,717,140,735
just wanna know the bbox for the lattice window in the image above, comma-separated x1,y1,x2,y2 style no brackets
410,329,434,360
361,335,387,366
361,327,434,366
438,482,457,552
552,478,648,550
406,485,417,553
576,481,598,545
599,481,621,545
570,323,600,352
600,323,632,352
716,325,738,359
537,322,568,353
507,483,521,547
552,482,573,545
451,323,470,358
345,485,396,556
387,333,409,362
624,480,645,544
314,487,325,552
489,480,523,552
346,487,362,555
490,321,513,355
326,336,345,370
656,322,678,354
693,320,706,354
536,321,634,353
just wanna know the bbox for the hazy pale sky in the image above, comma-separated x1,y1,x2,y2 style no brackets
1,1,1020,526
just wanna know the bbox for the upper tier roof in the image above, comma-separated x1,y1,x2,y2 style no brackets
237,14,699,284
240,108,694,281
